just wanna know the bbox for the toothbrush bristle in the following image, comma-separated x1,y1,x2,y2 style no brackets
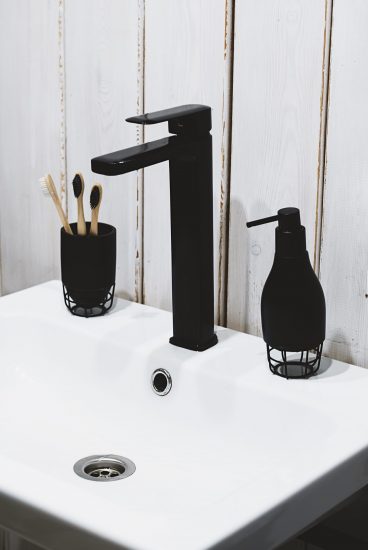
72,173,83,198
39,176,50,197
90,185,101,209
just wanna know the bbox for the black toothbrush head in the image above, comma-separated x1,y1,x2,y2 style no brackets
90,184,102,209
72,173,83,198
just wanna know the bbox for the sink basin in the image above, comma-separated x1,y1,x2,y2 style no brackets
1,281,368,550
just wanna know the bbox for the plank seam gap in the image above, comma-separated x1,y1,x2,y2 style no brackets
314,0,334,277
58,0,68,215
219,0,236,327
136,0,145,304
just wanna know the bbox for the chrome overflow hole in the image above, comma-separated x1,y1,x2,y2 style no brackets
151,368,172,396
74,455,136,482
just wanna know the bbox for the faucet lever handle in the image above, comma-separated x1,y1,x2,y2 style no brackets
126,104,211,136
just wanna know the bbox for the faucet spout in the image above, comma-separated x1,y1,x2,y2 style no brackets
91,136,174,176
91,105,218,352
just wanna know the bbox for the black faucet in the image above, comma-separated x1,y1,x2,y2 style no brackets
91,104,218,352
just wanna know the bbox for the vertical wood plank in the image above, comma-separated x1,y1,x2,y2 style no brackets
0,0,63,293
227,0,329,335
319,0,368,367
58,0,67,212
135,0,145,303
142,0,232,322
65,0,141,301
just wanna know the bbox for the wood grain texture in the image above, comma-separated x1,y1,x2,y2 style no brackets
319,0,368,367
64,0,141,301
227,0,328,334
142,0,232,321
0,0,63,294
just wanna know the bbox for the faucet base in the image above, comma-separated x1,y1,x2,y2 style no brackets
169,334,218,352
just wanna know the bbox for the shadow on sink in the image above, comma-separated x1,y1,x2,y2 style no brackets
318,356,349,378
107,298,133,315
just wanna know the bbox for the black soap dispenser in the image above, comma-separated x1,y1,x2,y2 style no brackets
247,207,326,379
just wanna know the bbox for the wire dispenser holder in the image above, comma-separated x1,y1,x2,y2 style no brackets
247,208,326,379
266,344,323,379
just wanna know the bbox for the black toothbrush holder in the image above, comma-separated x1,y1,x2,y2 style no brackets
61,222,116,317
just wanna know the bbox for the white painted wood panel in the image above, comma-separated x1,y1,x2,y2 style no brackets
227,0,329,335
0,0,63,294
65,0,142,302
142,0,232,322
319,0,368,367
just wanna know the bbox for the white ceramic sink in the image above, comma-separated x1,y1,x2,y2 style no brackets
1,281,368,550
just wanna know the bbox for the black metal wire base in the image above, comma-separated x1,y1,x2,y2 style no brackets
62,283,115,318
267,343,323,379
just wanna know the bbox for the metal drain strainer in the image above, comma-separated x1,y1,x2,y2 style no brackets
74,454,136,482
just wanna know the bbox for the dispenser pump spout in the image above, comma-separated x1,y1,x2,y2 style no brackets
247,207,305,258
246,207,301,230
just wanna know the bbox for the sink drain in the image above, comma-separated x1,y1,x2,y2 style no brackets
73,455,136,482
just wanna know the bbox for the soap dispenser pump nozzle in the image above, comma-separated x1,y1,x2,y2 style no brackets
246,207,300,228
246,214,279,228
247,207,326,379
248,208,307,259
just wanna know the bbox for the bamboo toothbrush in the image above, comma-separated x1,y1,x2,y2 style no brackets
39,174,73,235
72,172,87,235
90,184,103,236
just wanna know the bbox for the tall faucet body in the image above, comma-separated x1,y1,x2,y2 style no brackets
91,105,218,351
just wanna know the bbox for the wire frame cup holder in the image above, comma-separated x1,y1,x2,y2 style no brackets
62,283,115,317
61,222,116,318
267,344,323,379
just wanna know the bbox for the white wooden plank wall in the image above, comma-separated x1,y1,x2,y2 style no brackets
143,0,232,322
64,0,142,302
319,0,368,367
227,0,330,336
0,0,63,294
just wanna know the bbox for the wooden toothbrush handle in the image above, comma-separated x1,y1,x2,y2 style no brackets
77,195,86,235
54,196,72,234
47,174,72,234
90,206,100,236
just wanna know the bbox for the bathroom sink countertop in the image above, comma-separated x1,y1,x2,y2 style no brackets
0,281,368,549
